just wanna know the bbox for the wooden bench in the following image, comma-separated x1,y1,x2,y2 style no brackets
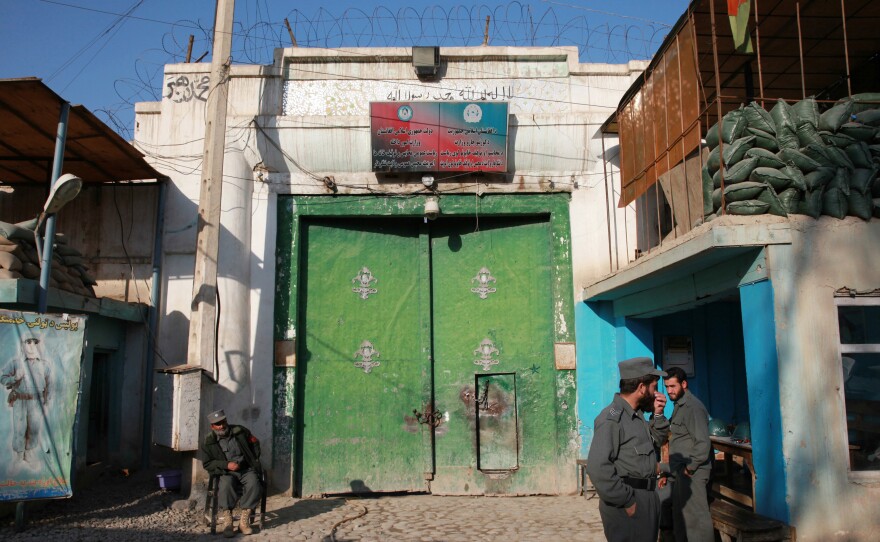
710,499,795,542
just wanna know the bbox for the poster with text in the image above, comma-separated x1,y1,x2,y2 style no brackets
370,102,440,172
0,309,87,501
371,102,508,172
438,102,508,172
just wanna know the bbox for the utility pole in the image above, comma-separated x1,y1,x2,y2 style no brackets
188,0,233,376
182,0,233,496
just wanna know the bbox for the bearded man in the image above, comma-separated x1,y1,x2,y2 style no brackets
201,409,262,537
586,357,669,542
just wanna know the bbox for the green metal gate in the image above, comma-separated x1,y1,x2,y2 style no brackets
298,219,432,496
297,215,557,495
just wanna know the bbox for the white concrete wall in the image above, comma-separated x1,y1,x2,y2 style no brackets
767,217,880,539
134,46,643,478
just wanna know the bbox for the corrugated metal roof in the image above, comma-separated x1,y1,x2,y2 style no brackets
0,78,162,185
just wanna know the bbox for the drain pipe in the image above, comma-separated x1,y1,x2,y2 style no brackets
141,179,168,470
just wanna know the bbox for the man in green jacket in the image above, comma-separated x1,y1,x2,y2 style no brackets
665,367,713,542
202,409,262,537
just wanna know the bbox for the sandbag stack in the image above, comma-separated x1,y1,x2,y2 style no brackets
702,93,880,220
0,220,97,297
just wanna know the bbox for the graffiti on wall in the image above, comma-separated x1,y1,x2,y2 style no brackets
164,75,210,103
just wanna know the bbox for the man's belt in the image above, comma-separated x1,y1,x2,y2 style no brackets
622,476,657,491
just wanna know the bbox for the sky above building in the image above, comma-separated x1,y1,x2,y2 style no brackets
1,0,689,137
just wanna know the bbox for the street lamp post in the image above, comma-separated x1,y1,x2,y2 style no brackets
35,172,83,312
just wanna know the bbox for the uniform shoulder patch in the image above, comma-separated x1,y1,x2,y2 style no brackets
606,406,622,421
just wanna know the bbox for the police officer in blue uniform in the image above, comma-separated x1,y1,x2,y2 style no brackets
587,357,669,542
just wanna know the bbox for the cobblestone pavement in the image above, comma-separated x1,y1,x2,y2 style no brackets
0,468,607,541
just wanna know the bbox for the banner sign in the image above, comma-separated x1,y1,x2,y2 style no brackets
371,102,508,173
0,309,87,501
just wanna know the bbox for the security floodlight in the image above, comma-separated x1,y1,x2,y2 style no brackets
422,175,435,188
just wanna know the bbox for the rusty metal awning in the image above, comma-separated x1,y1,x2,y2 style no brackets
607,0,880,208
0,77,162,185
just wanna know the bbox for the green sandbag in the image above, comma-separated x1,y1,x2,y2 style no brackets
845,142,873,168
778,187,802,214
873,176,880,198
708,136,756,172
725,135,756,165
797,189,822,218
822,186,848,218
756,185,788,216
796,122,825,147
746,127,779,152
869,144,880,159
782,165,808,191
854,109,880,127
745,147,786,168
727,199,771,215
743,102,776,134
712,188,722,211
829,167,851,196
724,181,768,202
770,99,797,134
847,191,873,220
750,167,791,191
702,163,714,216
707,146,721,173
839,122,876,142
850,93,880,114
713,157,759,187
705,109,747,149
820,130,856,147
825,146,856,170
776,126,800,150
875,199,880,219
803,167,835,191
791,98,820,128
777,148,821,172
800,144,836,168
849,168,878,194
819,100,854,132
0,221,33,242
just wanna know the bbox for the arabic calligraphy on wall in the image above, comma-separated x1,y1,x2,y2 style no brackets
283,79,569,116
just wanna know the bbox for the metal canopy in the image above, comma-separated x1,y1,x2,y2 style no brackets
0,78,161,185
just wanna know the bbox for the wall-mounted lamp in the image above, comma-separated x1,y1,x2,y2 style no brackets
421,175,435,188
424,196,440,221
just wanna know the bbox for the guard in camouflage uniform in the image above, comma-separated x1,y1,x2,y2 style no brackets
587,357,669,542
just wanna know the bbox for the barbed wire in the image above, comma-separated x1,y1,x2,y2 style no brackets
100,2,669,137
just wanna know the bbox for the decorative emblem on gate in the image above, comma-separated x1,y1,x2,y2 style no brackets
354,340,381,373
473,338,500,371
470,267,497,299
351,267,378,299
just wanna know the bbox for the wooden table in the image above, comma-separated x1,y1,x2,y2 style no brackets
711,436,757,511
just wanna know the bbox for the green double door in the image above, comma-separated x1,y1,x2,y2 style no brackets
298,217,555,496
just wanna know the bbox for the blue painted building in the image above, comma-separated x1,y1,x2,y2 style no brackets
575,1,880,539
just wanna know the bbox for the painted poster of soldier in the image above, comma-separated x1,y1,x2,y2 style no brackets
0,308,87,501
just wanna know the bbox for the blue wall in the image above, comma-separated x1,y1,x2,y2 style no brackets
652,303,750,425
576,301,653,457
740,280,789,522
